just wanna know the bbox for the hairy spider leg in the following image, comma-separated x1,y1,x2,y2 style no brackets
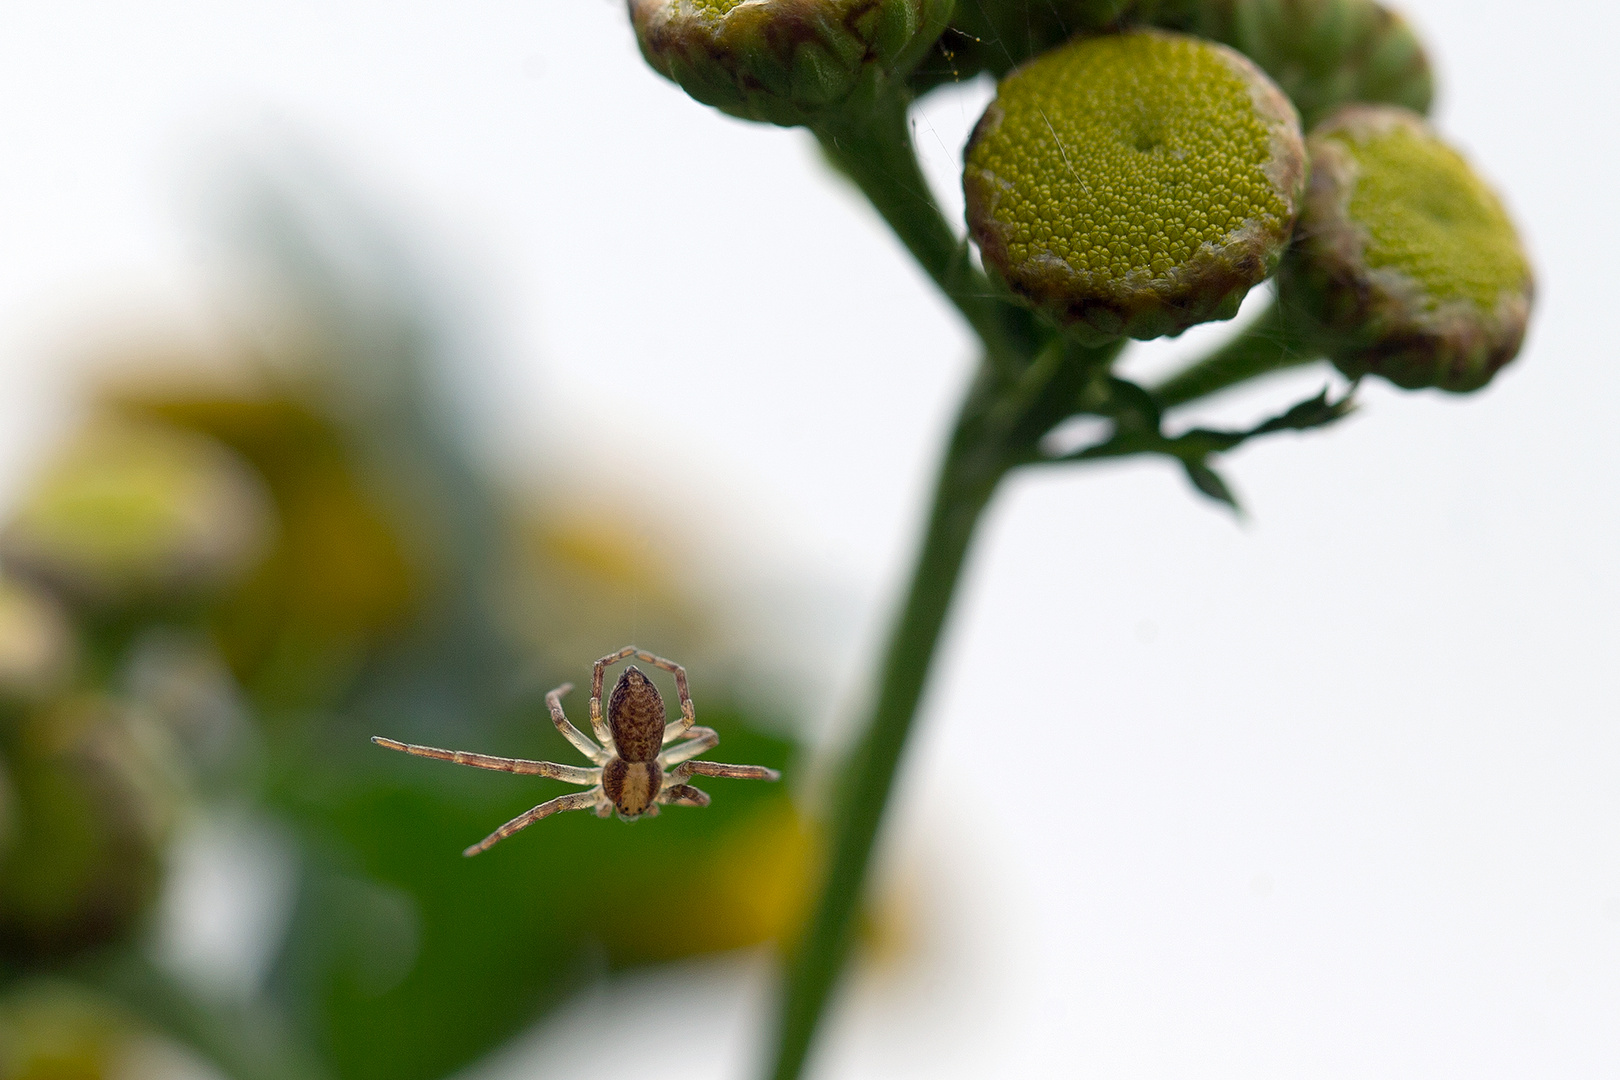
463,790,603,856
545,683,608,764
657,783,710,807
588,648,630,750
670,759,782,783
372,737,601,785
657,727,718,769
588,646,697,746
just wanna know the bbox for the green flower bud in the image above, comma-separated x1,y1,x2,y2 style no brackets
911,0,1140,93
630,0,952,126
0,419,273,611
1175,0,1434,130
0,696,181,962
964,29,1305,343
1278,105,1533,392
0,575,75,701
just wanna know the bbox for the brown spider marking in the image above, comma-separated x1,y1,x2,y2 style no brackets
371,647,781,856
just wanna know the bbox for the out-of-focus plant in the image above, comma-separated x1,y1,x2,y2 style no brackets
627,0,1533,1077
0,577,76,701
0,981,133,1080
0,420,274,620
0,694,182,963
0,187,811,1080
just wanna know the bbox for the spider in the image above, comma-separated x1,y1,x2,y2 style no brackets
372,646,781,856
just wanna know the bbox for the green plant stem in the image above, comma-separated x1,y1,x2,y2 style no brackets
766,363,1011,1080
1150,299,1321,409
766,332,1117,1080
773,91,1319,1080
813,93,1035,369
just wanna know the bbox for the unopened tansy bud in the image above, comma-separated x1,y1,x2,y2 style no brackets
1178,0,1435,129
964,30,1305,343
1279,105,1533,392
630,0,952,126
911,0,1150,93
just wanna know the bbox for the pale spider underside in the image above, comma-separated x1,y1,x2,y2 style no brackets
373,646,781,855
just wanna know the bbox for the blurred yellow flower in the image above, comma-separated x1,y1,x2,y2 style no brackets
0,419,272,611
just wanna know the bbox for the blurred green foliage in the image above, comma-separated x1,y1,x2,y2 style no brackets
0,187,810,1080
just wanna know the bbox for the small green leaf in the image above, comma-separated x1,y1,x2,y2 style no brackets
1247,384,1358,436
1182,458,1242,513
1102,376,1163,431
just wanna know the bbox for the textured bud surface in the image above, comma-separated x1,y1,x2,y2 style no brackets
630,0,952,126
964,30,1305,342
1280,105,1532,391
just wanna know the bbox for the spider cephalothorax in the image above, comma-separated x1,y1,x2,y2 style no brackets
373,647,780,855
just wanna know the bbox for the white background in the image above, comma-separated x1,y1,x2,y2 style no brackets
1,1,1617,1078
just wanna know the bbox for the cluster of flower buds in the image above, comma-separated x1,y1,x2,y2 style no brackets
630,0,1531,393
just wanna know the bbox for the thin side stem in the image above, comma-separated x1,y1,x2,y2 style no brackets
1150,299,1321,410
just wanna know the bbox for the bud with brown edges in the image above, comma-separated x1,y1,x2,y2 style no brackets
1279,105,1533,392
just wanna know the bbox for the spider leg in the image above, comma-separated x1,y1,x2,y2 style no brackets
669,759,781,783
546,683,608,764
656,782,710,807
657,727,717,770
591,647,641,751
591,646,698,744
661,717,697,746
463,789,600,856
624,649,695,739
372,738,601,785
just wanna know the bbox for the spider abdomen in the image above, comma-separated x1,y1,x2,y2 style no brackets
602,758,661,817
607,666,665,762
